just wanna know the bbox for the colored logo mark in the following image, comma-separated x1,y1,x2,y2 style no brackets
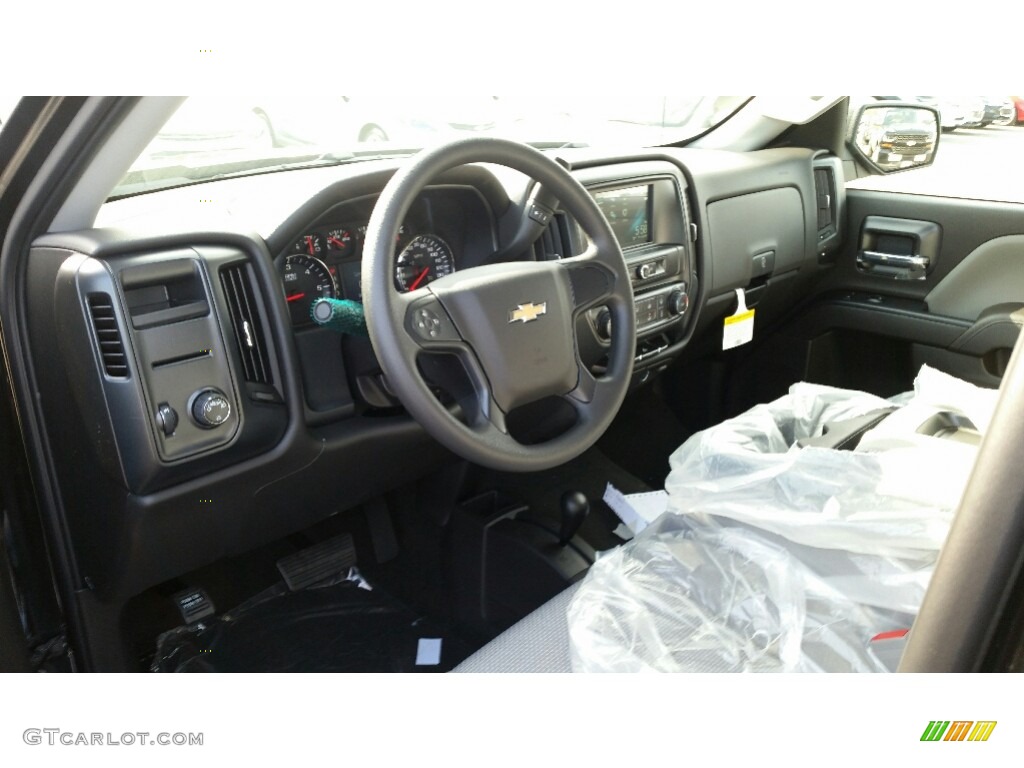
921,721,997,742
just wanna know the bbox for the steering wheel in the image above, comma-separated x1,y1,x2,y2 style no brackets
361,137,635,472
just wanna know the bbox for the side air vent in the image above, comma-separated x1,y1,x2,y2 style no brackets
220,264,271,385
87,293,129,378
533,213,574,260
812,155,844,263
814,166,836,238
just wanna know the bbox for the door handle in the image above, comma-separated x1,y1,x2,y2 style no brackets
856,250,930,279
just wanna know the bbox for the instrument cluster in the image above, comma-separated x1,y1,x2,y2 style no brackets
281,221,455,328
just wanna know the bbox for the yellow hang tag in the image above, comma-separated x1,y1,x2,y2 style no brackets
723,288,755,350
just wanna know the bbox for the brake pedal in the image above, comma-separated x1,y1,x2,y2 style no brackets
276,533,357,591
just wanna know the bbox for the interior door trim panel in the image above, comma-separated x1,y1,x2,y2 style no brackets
794,292,971,347
820,190,1024,301
926,235,1024,321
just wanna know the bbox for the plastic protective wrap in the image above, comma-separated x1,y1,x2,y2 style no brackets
664,367,996,555
570,366,997,672
568,514,900,672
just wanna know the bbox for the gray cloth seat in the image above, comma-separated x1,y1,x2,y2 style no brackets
453,584,577,673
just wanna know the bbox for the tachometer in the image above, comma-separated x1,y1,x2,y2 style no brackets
394,234,455,292
282,255,337,326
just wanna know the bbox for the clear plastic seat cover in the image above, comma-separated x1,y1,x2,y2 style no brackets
568,367,999,672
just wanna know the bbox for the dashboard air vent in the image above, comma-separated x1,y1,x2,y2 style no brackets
87,293,129,378
533,213,573,261
220,264,271,385
814,167,836,236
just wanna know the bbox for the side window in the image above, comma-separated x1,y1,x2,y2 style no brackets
0,97,19,127
846,96,1024,203
0,97,26,149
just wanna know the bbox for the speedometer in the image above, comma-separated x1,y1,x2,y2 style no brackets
394,234,455,292
282,255,337,326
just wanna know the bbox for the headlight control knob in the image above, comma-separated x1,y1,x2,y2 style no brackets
156,403,178,437
190,388,231,429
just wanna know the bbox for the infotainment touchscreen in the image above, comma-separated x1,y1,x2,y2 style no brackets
593,185,651,247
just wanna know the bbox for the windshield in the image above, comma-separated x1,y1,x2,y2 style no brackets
113,95,749,197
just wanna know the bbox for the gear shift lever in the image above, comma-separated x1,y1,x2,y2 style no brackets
559,491,590,546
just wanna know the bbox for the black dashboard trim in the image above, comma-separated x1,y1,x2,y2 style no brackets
265,165,512,257
16,142,832,671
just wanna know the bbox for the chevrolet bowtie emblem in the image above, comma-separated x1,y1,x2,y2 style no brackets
508,302,547,324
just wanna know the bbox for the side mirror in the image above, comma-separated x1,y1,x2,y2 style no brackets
848,103,939,173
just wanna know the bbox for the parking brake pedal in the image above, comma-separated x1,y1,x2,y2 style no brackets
276,533,357,591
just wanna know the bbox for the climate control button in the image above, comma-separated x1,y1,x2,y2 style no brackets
668,289,689,316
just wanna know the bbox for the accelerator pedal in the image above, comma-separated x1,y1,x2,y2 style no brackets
276,533,358,591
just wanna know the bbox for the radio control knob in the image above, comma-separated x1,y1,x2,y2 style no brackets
668,289,688,316
191,388,231,429
596,309,612,341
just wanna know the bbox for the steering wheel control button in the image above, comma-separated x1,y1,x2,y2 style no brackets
190,388,232,429
528,203,553,226
407,298,459,343
156,403,178,436
415,307,443,338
